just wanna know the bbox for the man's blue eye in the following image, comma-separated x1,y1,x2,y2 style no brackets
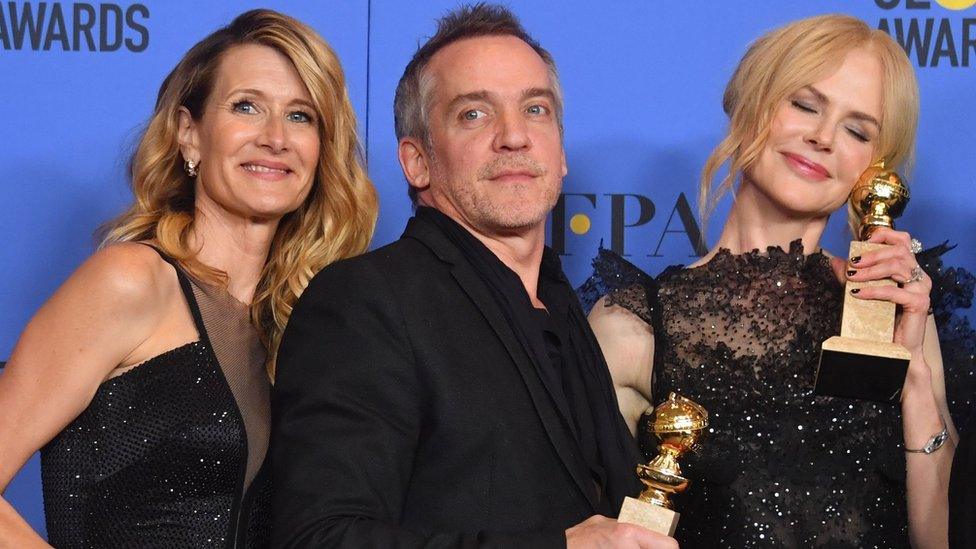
463,110,485,121
527,105,548,115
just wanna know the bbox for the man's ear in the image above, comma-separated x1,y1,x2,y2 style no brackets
398,137,431,196
177,106,201,164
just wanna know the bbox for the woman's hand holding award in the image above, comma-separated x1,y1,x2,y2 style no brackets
815,160,913,401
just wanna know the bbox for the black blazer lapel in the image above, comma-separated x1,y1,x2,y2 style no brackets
403,217,599,511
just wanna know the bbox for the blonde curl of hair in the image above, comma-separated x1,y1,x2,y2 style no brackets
99,9,378,379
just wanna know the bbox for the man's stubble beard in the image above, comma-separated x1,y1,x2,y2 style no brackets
428,150,561,233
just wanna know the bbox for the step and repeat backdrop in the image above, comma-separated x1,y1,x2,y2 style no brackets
2,0,974,536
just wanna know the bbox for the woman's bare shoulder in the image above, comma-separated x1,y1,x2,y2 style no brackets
72,242,177,304
32,242,183,344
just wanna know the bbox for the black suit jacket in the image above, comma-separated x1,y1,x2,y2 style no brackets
272,215,635,548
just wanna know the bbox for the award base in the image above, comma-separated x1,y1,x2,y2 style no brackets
815,336,910,402
814,241,911,402
618,496,679,536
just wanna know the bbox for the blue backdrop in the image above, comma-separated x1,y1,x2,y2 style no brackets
2,0,974,536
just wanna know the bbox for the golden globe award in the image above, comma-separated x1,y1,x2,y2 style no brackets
618,392,707,536
815,160,912,402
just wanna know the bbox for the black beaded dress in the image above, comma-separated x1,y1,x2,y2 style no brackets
579,241,971,548
41,248,271,548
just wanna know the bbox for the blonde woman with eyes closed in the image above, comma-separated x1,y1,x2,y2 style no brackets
0,9,376,548
585,14,954,548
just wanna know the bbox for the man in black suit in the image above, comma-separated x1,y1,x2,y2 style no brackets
271,4,677,548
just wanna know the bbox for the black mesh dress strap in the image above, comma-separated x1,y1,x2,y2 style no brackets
137,243,213,349
576,246,659,326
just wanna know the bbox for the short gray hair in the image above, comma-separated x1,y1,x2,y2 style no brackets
393,3,563,201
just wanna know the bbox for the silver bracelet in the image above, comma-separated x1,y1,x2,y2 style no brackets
904,422,950,454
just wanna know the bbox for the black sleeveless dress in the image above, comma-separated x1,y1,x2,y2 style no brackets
581,242,910,548
580,241,976,547
40,248,271,548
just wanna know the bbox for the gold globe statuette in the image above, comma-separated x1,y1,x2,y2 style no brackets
814,160,913,402
618,392,708,536
850,160,910,241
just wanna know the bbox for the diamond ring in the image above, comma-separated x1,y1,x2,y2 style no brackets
906,266,924,284
910,238,922,254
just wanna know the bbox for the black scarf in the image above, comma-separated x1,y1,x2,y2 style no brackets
416,207,641,512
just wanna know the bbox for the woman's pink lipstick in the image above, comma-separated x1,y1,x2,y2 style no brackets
782,152,830,181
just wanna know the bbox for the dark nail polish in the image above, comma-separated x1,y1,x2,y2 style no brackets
847,270,857,277
850,256,861,264
851,288,861,294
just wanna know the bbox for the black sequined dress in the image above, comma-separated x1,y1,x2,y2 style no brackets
40,248,271,548
582,242,911,548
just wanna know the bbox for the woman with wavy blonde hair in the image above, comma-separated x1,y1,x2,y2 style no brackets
586,14,954,547
0,9,376,547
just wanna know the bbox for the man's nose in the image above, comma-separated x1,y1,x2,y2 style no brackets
493,109,531,152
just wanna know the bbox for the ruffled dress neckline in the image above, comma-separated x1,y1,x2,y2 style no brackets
669,238,833,278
